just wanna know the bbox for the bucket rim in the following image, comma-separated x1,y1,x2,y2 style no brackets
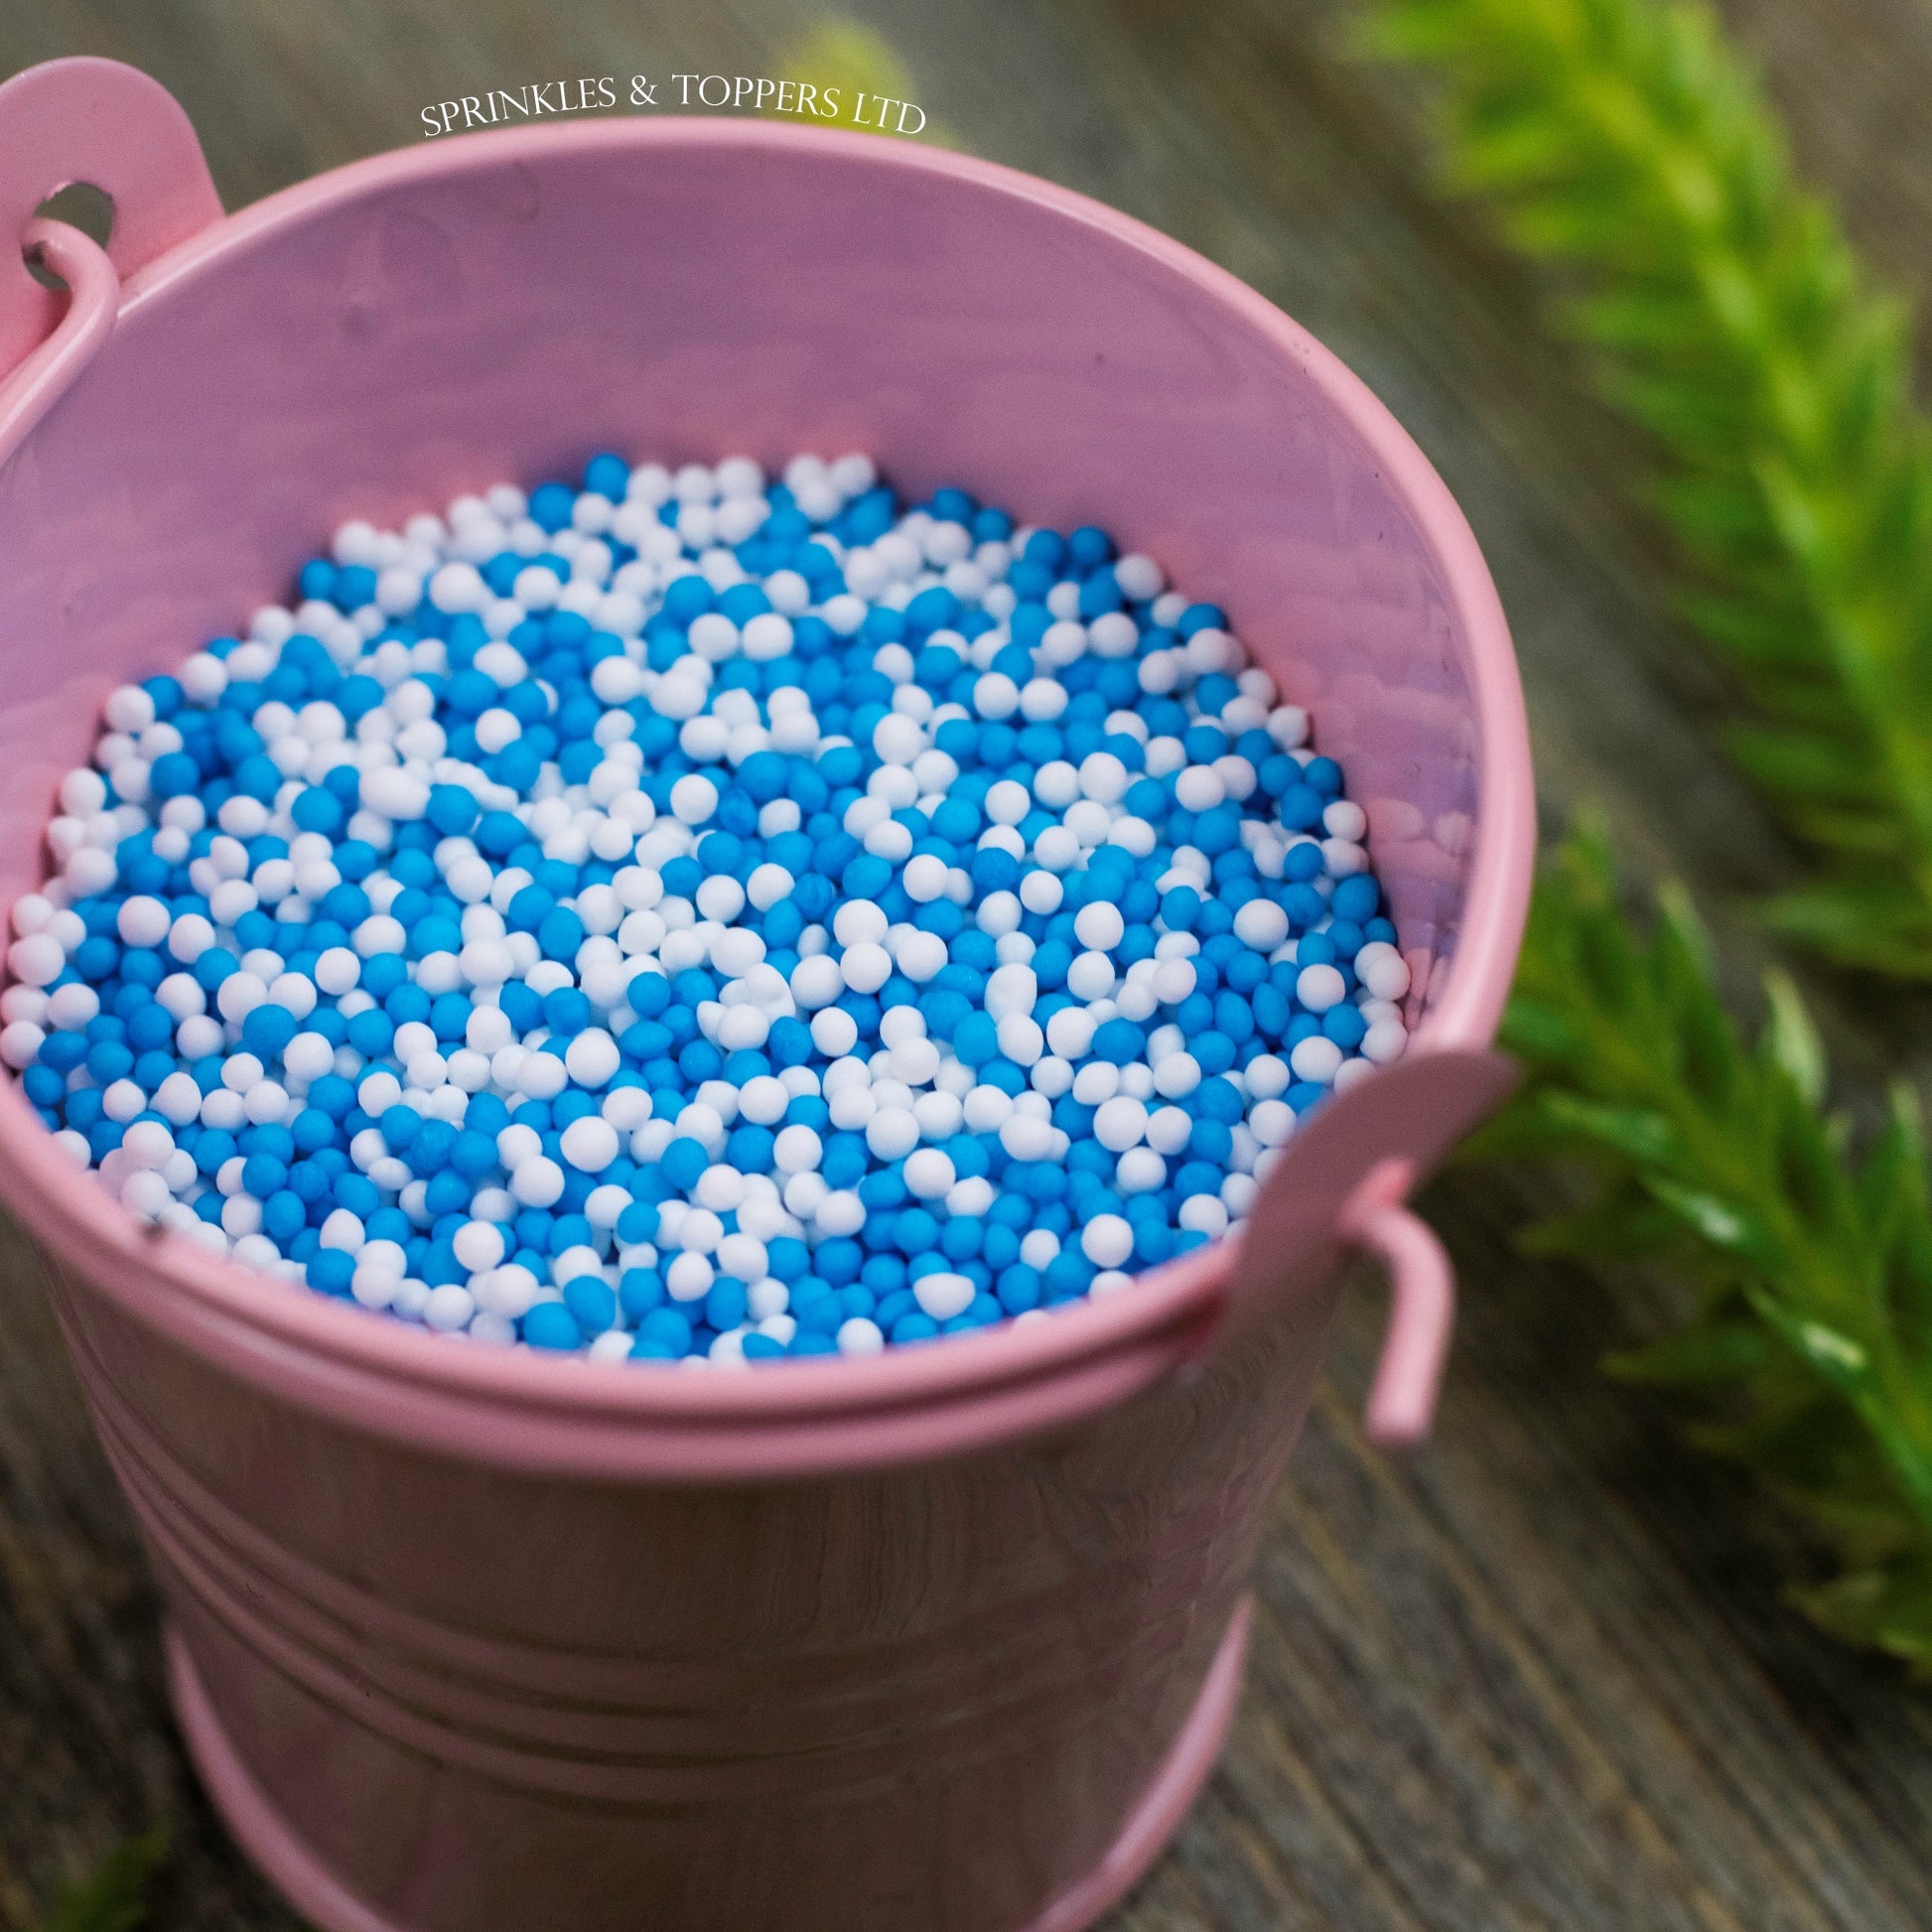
0,105,1534,1448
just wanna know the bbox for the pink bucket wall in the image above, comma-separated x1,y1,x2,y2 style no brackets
0,123,1486,1015
0,97,1532,1932
61,1244,1318,1932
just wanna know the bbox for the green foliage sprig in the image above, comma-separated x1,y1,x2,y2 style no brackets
1474,825,1932,1665
30,1833,165,1932
1360,0,1932,977
776,22,955,147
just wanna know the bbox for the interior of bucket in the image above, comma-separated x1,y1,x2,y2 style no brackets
0,130,1485,1035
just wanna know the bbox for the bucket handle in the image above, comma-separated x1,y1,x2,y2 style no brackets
1205,1045,1518,1447
0,57,222,385
0,219,121,471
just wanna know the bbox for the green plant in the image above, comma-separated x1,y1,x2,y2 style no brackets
29,1833,166,1932
1475,826,1932,1665
775,21,955,146
1360,0,1932,978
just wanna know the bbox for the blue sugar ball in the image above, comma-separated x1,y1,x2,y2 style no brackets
1092,1018,1145,1065
543,986,592,1035
523,1303,583,1350
527,482,576,532
427,783,480,835
309,1249,355,1297
1331,874,1380,921
564,1276,619,1334
620,1269,665,1320
634,1307,694,1355
705,1277,749,1331
660,1137,708,1190
241,1004,298,1058
584,452,629,497
953,1012,1000,1066
765,1237,811,1283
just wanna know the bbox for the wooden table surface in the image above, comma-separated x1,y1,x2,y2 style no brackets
6,1,1932,1926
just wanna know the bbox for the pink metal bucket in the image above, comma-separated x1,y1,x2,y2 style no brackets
0,57,1534,1932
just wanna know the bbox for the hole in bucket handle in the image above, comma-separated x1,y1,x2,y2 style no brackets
24,181,116,290
1207,1045,1518,1446
0,57,222,385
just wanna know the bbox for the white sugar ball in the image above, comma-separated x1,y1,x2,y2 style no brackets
832,899,888,946
116,896,172,947
666,1252,715,1301
974,673,1021,720
1081,1215,1134,1269
912,1272,974,1321
1093,1097,1148,1153
903,1148,955,1199
565,1029,621,1088
1019,869,1063,914
1356,943,1412,1002
1245,1054,1290,1100
890,1036,940,1086
1073,901,1125,952
511,1155,566,1206
811,1007,859,1057
790,953,845,1009
560,1116,620,1173
0,1021,42,1069
997,1015,1043,1066
1296,964,1346,1014
1362,1019,1409,1064
866,1108,919,1162
121,1120,176,1170
985,962,1036,1021
837,1315,886,1357
284,1032,336,1083
985,779,1031,824
903,853,949,902
773,1125,823,1174
46,982,99,1029
896,931,947,983
748,863,793,909
1178,1194,1228,1238
670,774,719,824
454,1220,507,1271
423,1284,477,1332
120,1169,172,1220
1152,1052,1200,1099
1289,1035,1344,1084
1066,951,1116,1001
1233,899,1291,952
1077,753,1129,805
839,942,892,995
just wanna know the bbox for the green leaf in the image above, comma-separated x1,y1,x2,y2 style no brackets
775,21,956,146
43,1832,167,1932
1792,1563,1932,1671
1540,1090,1681,1165
1607,1317,1774,1384
1463,829,1932,1667
1644,1175,1776,1265
1760,969,1826,1108
1360,0,1932,981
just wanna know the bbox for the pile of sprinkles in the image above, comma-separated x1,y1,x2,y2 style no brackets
0,452,1413,1365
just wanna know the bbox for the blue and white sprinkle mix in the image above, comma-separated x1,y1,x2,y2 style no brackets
0,453,1412,1365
